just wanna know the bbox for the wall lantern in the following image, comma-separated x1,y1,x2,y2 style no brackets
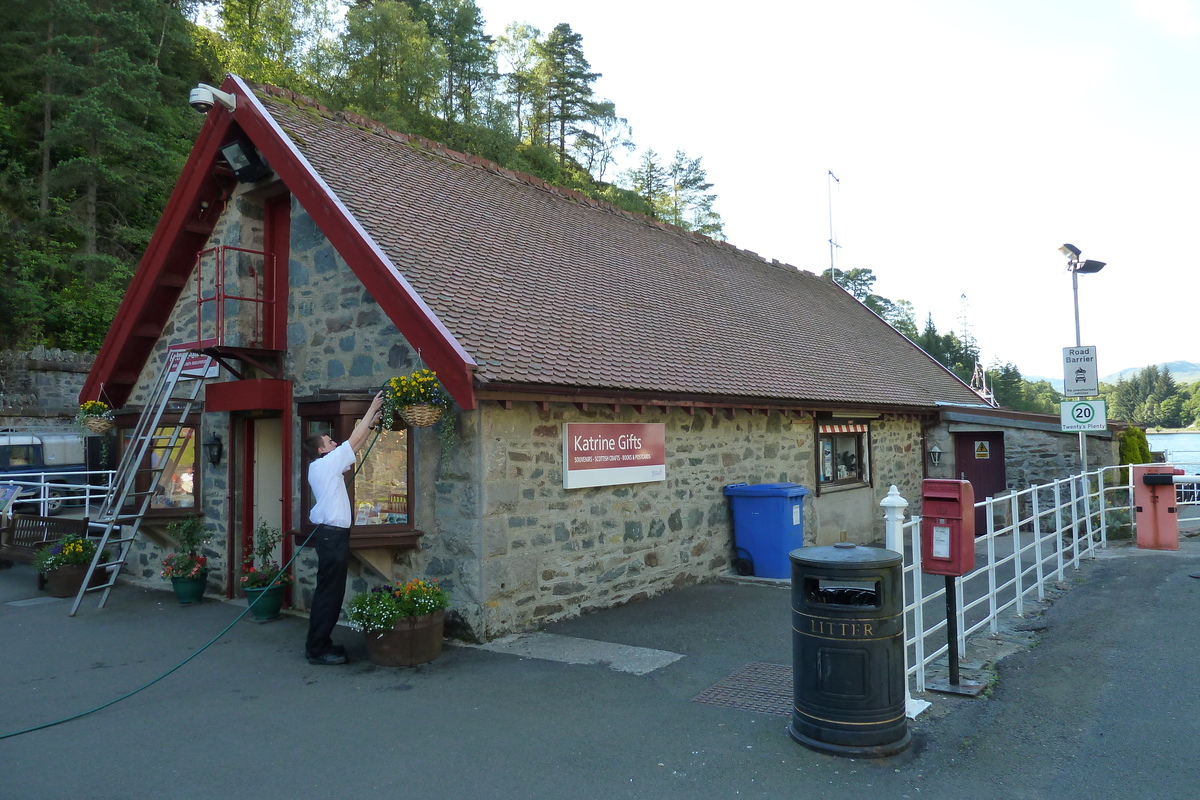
927,444,943,467
203,434,224,467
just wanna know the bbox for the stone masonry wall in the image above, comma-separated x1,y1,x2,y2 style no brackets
0,347,94,429
925,422,1119,494
470,404,818,638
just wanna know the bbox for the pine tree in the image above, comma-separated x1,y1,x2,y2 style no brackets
535,23,599,166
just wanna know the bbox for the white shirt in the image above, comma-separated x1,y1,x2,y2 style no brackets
308,441,357,528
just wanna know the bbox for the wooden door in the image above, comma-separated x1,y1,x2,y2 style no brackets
954,432,1006,535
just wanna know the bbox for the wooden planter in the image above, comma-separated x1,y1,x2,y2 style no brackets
45,564,94,598
363,609,445,667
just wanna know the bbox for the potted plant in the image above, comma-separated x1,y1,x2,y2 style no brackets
76,400,115,434
34,534,99,598
347,579,450,667
240,520,294,621
161,515,213,605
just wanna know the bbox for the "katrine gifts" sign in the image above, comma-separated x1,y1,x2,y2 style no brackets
562,423,666,489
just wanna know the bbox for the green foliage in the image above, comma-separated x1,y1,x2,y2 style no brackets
914,313,979,383
621,148,725,237
1100,365,1197,428
347,579,450,632
1118,426,1152,466
986,362,1061,414
33,534,97,573
241,520,293,588
0,0,731,350
166,514,213,554
0,0,204,350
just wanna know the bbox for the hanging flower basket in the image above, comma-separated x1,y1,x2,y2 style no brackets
399,404,444,429
76,400,115,434
81,416,115,434
381,369,452,430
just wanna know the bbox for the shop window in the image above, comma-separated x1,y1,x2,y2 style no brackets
116,420,198,513
298,396,419,549
817,421,870,488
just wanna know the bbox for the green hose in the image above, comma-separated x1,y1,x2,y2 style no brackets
0,421,388,740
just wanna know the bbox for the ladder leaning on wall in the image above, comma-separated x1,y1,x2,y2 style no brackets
69,350,207,616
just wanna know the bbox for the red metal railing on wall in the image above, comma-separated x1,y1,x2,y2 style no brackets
194,245,278,350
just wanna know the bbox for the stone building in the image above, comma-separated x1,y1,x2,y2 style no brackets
83,76,999,640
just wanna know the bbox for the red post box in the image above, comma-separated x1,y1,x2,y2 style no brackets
920,479,976,576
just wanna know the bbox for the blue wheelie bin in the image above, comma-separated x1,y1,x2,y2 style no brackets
723,482,809,579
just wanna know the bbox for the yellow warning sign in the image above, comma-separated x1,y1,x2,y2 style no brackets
975,441,990,459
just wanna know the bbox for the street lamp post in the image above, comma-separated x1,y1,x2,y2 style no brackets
1059,243,1106,470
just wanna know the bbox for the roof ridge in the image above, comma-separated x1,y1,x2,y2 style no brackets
248,80,785,269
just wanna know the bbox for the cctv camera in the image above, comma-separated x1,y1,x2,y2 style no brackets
189,86,215,113
189,83,236,114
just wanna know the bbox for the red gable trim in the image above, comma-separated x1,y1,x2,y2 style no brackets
83,75,477,411
228,76,477,408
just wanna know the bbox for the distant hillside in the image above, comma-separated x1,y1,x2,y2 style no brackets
1029,361,1200,391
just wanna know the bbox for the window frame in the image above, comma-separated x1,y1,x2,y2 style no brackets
114,413,200,519
297,396,422,550
815,418,872,493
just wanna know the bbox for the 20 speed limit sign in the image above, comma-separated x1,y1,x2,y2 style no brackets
1060,400,1107,432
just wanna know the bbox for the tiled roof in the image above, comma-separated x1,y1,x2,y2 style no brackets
256,85,986,410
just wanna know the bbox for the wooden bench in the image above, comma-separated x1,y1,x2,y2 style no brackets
0,514,94,589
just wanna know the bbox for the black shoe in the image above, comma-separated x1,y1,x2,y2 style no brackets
306,651,348,666
329,644,346,656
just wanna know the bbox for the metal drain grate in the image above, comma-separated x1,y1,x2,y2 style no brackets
691,662,792,716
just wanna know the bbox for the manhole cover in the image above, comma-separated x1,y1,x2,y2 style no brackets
691,662,791,716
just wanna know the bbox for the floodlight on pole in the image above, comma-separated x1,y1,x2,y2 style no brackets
1058,242,1107,472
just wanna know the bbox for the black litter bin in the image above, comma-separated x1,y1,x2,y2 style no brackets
788,542,909,758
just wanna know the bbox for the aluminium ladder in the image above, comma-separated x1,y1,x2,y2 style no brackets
69,350,208,616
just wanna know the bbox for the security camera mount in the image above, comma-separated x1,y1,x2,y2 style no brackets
189,83,236,114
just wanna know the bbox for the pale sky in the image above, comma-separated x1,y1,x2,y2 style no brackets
475,0,1199,381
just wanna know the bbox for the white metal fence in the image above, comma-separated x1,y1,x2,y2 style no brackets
881,462,1200,704
1,470,116,517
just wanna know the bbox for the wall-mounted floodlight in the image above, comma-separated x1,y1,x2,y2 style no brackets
219,139,272,183
189,83,236,114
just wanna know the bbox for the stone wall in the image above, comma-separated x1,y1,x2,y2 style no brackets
464,404,817,637
926,417,1119,494
0,347,94,429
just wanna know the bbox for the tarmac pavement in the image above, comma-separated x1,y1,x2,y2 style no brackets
2,535,1199,800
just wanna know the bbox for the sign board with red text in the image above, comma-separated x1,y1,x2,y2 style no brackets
562,423,667,489
167,344,219,379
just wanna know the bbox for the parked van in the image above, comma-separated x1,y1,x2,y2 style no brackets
0,432,108,515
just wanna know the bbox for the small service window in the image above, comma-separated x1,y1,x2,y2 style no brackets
298,396,419,549
817,420,870,488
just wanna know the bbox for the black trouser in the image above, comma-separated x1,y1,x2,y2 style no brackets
305,524,350,657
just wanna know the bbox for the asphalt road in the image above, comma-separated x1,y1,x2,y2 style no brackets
1,540,1197,799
